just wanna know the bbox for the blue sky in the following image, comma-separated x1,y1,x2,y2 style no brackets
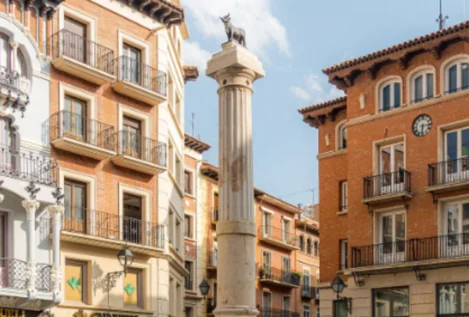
182,0,468,205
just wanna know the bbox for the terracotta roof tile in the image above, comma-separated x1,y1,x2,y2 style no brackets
323,21,469,75
298,96,347,114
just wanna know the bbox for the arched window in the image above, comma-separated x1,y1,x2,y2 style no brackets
0,34,9,70
16,50,27,78
299,235,304,251
338,124,347,150
379,79,401,112
411,70,434,103
446,60,469,94
306,238,312,254
313,241,319,257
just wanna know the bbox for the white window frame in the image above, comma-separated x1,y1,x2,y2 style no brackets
445,59,469,93
376,77,402,112
281,217,291,243
118,183,151,241
375,209,407,264
336,121,347,151
184,213,194,239
340,181,348,211
407,66,435,103
118,104,150,137
262,208,273,237
282,295,291,312
303,305,311,317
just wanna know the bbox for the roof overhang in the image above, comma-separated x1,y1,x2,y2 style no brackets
119,0,184,26
183,66,199,83
298,96,347,128
184,134,210,153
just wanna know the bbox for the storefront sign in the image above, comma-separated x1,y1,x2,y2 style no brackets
0,309,25,317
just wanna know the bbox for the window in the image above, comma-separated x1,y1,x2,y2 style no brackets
299,235,304,251
0,34,10,69
281,257,291,282
184,215,193,239
123,269,143,308
64,16,87,63
340,239,348,270
445,127,469,179
378,211,406,264
334,300,348,317
64,179,87,233
379,143,405,192
65,260,88,303
303,269,310,295
372,287,409,317
338,124,347,150
123,116,142,157
122,43,142,84
306,238,312,254
184,170,193,194
184,307,193,317
0,33,27,78
64,95,87,139
262,251,271,278
379,80,401,112
313,241,319,257
175,218,182,252
184,261,193,290
411,71,434,103
316,307,320,317
282,218,291,243
446,60,469,94
123,193,143,244
442,201,469,256
262,211,272,237
303,305,311,317
262,292,272,315
437,282,469,316
282,296,291,313
340,181,348,211
16,50,27,78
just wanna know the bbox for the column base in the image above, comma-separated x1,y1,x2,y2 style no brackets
214,307,259,317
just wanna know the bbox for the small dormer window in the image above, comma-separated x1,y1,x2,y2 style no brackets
446,61,469,94
411,71,434,103
379,80,401,112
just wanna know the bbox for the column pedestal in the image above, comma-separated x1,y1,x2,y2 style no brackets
207,41,264,317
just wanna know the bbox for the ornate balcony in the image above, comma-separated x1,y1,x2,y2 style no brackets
48,111,116,160
258,309,300,317
112,56,167,105
51,29,115,85
259,226,299,251
0,144,57,186
0,258,51,292
301,286,317,300
427,158,469,194
111,131,167,175
351,233,469,272
56,207,165,250
258,265,300,288
0,66,30,116
363,170,412,204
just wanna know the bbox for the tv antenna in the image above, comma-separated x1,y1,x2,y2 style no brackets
190,112,195,136
437,0,449,30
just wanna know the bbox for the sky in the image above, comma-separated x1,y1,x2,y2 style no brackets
182,0,468,206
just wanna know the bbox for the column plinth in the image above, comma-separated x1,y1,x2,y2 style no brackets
207,41,264,317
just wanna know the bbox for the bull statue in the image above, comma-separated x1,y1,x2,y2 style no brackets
220,13,246,47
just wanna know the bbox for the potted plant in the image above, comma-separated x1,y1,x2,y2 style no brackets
291,271,302,285
259,267,267,279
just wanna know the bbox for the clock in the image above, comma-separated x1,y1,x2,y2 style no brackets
412,114,432,137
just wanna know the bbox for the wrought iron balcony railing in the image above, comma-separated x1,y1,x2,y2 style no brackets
258,265,301,286
115,56,167,96
351,233,469,268
258,309,300,317
0,258,51,292
48,110,115,151
259,225,298,248
0,66,29,94
428,157,469,187
363,169,411,199
0,144,57,186
113,131,167,167
57,207,165,248
51,29,115,75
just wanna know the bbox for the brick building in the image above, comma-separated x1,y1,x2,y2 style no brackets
183,134,320,317
300,21,469,317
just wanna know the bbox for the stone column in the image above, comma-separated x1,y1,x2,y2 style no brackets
206,41,264,317
49,204,64,298
22,199,40,294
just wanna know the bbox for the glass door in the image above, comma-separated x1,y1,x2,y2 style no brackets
64,179,87,233
282,257,291,283
64,95,87,141
122,44,141,84
443,202,469,257
64,17,87,63
263,212,272,237
379,143,405,195
378,212,406,264
445,128,469,183
122,116,141,158
262,292,272,317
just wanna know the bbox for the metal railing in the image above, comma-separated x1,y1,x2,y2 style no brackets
0,66,28,93
258,265,301,286
211,207,219,223
48,110,115,151
258,309,300,317
428,157,469,186
444,85,469,95
0,259,51,292
58,207,165,248
351,233,469,268
115,56,167,96
114,131,167,167
51,29,115,75
259,225,298,248
363,169,411,199
301,285,314,299
207,251,217,268
379,103,404,113
410,95,435,104
0,144,58,185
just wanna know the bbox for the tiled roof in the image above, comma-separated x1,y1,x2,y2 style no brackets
298,96,347,114
184,134,211,153
120,0,184,26
323,21,469,75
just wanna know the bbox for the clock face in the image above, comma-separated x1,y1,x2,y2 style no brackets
412,114,432,137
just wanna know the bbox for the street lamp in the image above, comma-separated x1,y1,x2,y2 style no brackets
331,275,352,313
199,277,210,300
117,245,135,275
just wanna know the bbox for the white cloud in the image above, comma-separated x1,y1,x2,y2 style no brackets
183,0,290,60
183,41,212,73
290,73,344,103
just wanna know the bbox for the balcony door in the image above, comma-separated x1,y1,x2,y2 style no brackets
64,95,87,141
377,212,406,264
64,16,87,63
64,179,87,233
122,44,141,84
444,128,469,182
262,292,272,317
282,296,291,316
303,269,310,296
262,251,271,277
282,219,290,244
442,202,469,257
282,257,291,283
122,116,141,158
123,193,143,244
262,212,272,237
379,143,405,194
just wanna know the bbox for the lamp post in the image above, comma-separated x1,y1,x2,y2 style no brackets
331,275,352,313
107,245,135,305
199,277,210,300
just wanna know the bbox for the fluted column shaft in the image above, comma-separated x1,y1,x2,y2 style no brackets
22,199,40,293
49,204,64,296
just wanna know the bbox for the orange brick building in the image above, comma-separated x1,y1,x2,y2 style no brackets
300,22,469,317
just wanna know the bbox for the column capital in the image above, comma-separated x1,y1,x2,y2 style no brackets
9,41,19,49
49,204,64,215
22,199,40,211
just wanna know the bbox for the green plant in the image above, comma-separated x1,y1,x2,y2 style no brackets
259,267,267,276
292,271,302,278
